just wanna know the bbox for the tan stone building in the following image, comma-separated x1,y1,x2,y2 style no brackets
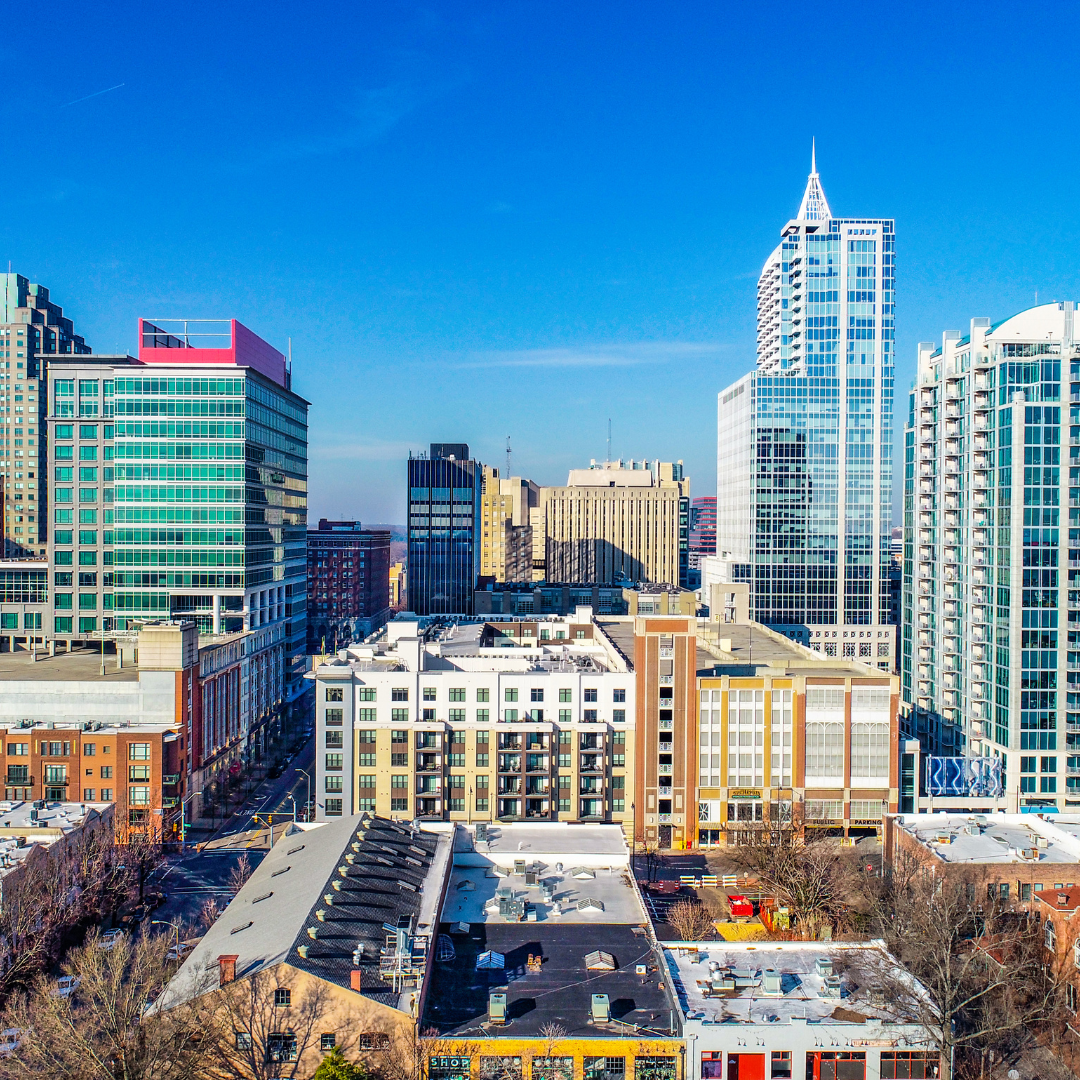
479,467,539,583
538,459,690,585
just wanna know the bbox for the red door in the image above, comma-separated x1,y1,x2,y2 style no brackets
727,1054,766,1080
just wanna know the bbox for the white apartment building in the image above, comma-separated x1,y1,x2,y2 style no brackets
311,610,635,825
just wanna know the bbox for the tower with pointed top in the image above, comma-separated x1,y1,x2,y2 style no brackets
716,151,897,675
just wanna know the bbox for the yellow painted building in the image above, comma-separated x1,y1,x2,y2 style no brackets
481,467,540,582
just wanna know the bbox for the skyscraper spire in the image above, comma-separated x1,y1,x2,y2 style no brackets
797,139,831,222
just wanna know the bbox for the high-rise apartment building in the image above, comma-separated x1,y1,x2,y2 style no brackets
716,152,895,671
407,443,482,614
0,274,90,557
903,303,1080,812
539,459,690,586
307,519,391,649
479,467,538,583
45,319,309,698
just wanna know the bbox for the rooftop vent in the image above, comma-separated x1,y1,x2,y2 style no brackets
577,897,605,912
1059,894,1071,906
591,993,610,1022
476,951,505,970
762,969,782,995
584,950,615,971
488,991,507,1025
814,956,834,978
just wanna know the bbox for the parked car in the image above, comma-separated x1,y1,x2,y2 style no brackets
143,888,167,908
267,763,285,780
97,928,125,950
51,975,81,998
166,939,198,963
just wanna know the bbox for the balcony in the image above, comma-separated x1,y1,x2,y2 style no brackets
499,779,522,795
580,754,603,773
579,735,603,751
499,735,522,751
525,754,549,773
415,754,441,772
499,754,522,772
658,763,673,775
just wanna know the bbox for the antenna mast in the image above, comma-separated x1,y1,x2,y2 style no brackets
606,419,612,464
505,436,512,477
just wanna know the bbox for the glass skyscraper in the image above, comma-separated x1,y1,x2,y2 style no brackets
904,303,1080,812
716,152,896,670
46,320,309,694
407,443,482,614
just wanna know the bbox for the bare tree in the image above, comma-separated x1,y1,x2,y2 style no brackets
385,1025,465,1080
198,897,224,932
665,900,716,941
227,854,253,896
868,867,1061,1080
209,967,348,1080
0,928,221,1080
534,1023,573,1080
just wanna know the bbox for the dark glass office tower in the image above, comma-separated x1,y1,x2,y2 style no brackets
407,444,482,614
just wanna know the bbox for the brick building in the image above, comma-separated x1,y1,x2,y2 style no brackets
307,520,391,650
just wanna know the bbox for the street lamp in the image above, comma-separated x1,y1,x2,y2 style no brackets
296,768,311,821
286,794,297,823
178,789,204,853
151,919,181,953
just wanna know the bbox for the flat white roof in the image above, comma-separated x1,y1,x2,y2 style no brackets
456,822,629,860
895,813,1080,865
664,941,921,1027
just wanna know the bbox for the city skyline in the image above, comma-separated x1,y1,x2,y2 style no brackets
1,2,1078,524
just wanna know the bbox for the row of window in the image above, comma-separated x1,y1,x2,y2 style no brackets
329,686,625,703
0,741,148,759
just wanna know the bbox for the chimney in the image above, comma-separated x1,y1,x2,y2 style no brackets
351,970,362,992
218,954,239,987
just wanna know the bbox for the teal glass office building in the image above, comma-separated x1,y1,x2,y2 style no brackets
46,321,308,689
716,154,896,671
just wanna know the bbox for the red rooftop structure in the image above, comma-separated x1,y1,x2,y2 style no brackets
138,318,288,388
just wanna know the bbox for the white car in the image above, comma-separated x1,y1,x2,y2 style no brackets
166,940,196,962
97,928,125,950
51,975,81,998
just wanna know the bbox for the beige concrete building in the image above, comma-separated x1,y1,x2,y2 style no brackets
479,467,538,583
538,459,690,585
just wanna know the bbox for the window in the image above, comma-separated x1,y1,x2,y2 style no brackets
79,445,97,461
559,688,572,703
100,787,112,800
325,776,343,793
700,1054,723,1080
392,688,409,701
359,753,376,767
325,731,344,749
84,743,96,757
584,709,597,722
235,1032,252,1050
392,729,408,744
505,687,518,702
585,1058,625,1080
358,729,377,743
325,798,343,816
267,1033,298,1062
391,797,409,811
326,687,343,702
129,786,150,806
770,1053,792,1079
358,687,376,701
449,688,466,702
325,709,343,726
391,753,408,767
128,765,150,781
613,688,626,703
534,1058,574,1080
531,688,544,702
359,1033,391,1051
100,765,113,779
128,743,150,760
1069,983,1078,1013
423,687,437,701
481,1058,522,1080
1046,920,1057,950
477,687,490,702
391,775,408,788
634,1058,676,1080
584,687,598,702
325,754,344,771
613,709,626,723
449,709,466,723
321,1033,337,1052
879,1053,941,1079
358,775,376,789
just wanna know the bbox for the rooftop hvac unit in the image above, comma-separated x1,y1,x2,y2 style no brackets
488,992,507,1024
814,956,834,978
476,823,489,843
762,969,782,996
591,994,610,1023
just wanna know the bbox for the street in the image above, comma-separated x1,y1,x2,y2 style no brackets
145,733,315,936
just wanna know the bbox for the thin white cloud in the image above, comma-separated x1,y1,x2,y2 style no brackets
457,341,731,370
309,438,415,462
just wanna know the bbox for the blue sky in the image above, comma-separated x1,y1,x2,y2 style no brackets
1,0,1077,523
